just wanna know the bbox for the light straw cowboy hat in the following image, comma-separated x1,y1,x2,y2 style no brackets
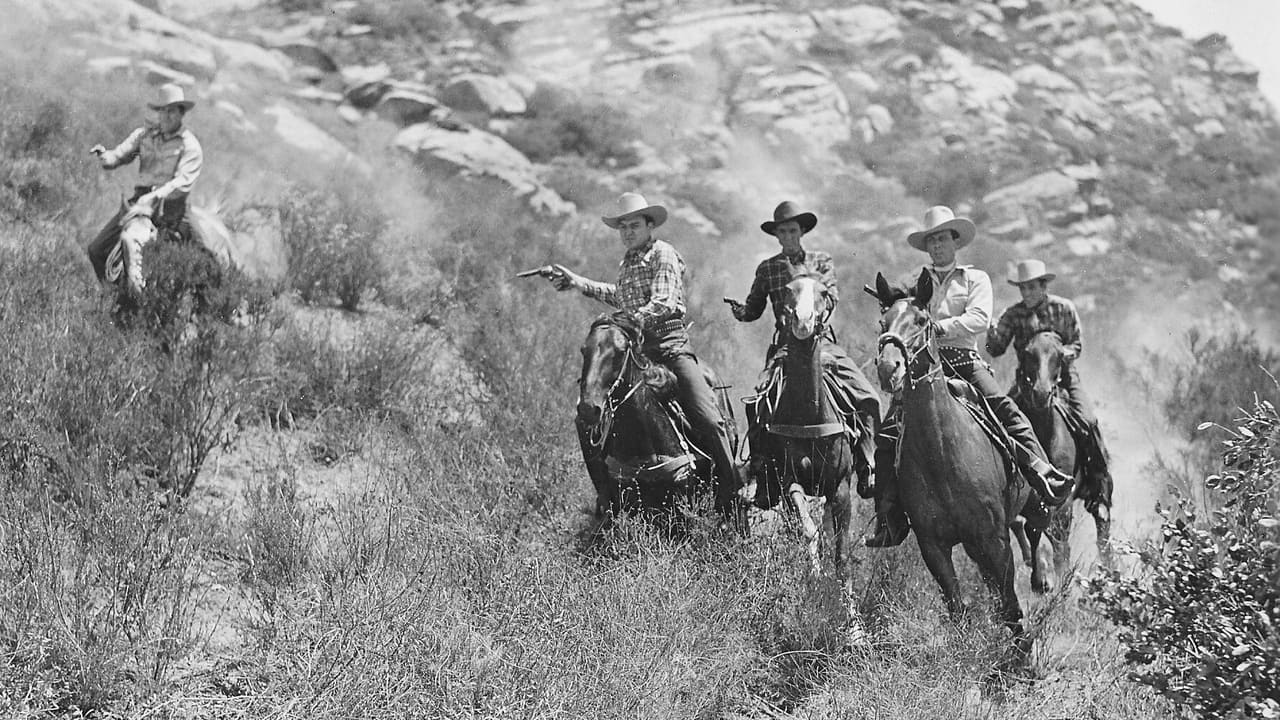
601,192,667,229
760,200,817,235
148,83,195,111
1008,258,1056,285
906,205,976,251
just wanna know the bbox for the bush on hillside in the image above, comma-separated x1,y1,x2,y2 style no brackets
504,86,642,167
279,186,386,311
1087,395,1280,719
1161,329,1280,444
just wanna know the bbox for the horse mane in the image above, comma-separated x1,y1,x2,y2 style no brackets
589,311,644,345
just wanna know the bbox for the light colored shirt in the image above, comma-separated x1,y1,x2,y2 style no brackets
903,264,992,351
100,125,203,200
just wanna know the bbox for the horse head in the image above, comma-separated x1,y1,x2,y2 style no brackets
1018,331,1065,410
578,312,642,448
781,273,831,342
866,270,936,394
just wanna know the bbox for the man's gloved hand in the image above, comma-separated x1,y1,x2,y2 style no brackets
928,320,945,338
89,144,106,157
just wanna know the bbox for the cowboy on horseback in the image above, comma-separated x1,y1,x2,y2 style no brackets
987,259,1114,497
867,206,1074,547
725,201,881,508
541,192,742,512
87,83,204,289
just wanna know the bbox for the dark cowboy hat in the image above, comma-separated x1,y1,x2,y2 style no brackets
601,192,668,229
906,205,975,251
760,201,817,235
147,83,195,112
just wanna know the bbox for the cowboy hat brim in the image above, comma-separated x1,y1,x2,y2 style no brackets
602,204,667,229
907,217,976,251
1008,272,1056,286
149,99,195,111
761,212,817,236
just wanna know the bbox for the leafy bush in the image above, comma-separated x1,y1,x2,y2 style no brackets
504,86,642,167
1087,396,1280,719
279,186,386,311
1161,329,1280,444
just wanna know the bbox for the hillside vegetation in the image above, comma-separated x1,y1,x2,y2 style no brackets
1,0,1278,717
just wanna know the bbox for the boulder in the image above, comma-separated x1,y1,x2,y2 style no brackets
264,103,362,170
139,30,219,80
439,74,527,116
730,63,851,153
375,89,442,126
272,40,337,74
1012,64,1077,92
394,123,573,216
809,5,901,53
136,60,197,87
214,38,291,82
86,55,133,77
1193,118,1226,138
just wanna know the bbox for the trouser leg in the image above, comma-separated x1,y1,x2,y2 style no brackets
1061,363,1113,485
668,353,741,508
87,209,126,282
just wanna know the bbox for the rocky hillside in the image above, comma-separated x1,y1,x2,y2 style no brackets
12,0,1280,335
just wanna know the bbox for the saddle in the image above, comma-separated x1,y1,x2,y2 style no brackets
744,363,866,442
945,379,1020,478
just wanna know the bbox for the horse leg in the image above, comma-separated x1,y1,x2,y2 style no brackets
575,418,616,518
1090,501,1113,568
828,469,857,596
1024,519,1050,594
962,535,1031,662
917,538,965,620
1009,517,1033,568
787,483,822,576
1048,500,1075,584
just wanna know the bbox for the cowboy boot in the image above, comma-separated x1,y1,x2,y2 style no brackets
866,435,909,547
988,395,1074,506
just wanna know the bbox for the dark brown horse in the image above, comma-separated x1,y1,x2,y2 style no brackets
754,275,860,588
1012,331,1113,588
576,312,732,518
870,271,1039,660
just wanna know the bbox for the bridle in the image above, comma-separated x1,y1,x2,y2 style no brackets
1017,332,1064,410
582,334,647,453
877,307,942,392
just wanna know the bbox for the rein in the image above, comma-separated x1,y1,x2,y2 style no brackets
877,321,942,392
584,343,647,451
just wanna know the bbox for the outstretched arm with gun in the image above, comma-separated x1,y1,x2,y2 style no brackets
516,264,586,292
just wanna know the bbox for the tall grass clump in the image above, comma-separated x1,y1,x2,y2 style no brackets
279,186,387,311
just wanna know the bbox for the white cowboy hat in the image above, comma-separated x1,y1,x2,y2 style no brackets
760,200,817,235
148,83,195,111
1008,258,1056,285
906,205,976,251
601,192,668,229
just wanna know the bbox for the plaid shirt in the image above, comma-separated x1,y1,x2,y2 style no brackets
734,249,838,329
986,294,1083,358
580,238,688,349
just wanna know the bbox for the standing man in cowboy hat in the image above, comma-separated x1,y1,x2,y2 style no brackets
86,83,204,284
726,200,881,507
866,206,1073,547
543,192,741,512
987,258,1114,494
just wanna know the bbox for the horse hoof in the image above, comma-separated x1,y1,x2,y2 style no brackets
1032,578,1052,595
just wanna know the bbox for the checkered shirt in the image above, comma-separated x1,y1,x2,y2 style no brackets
986,294,1083,358
580,238,688,346
735,250,838,328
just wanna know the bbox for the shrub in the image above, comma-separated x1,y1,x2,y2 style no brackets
504,86,642,167
1087,395,1280,719
279,186,386,311
1161,329,1280,444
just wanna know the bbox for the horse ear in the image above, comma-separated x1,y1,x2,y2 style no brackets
913,269,934,307
873,272,892,303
